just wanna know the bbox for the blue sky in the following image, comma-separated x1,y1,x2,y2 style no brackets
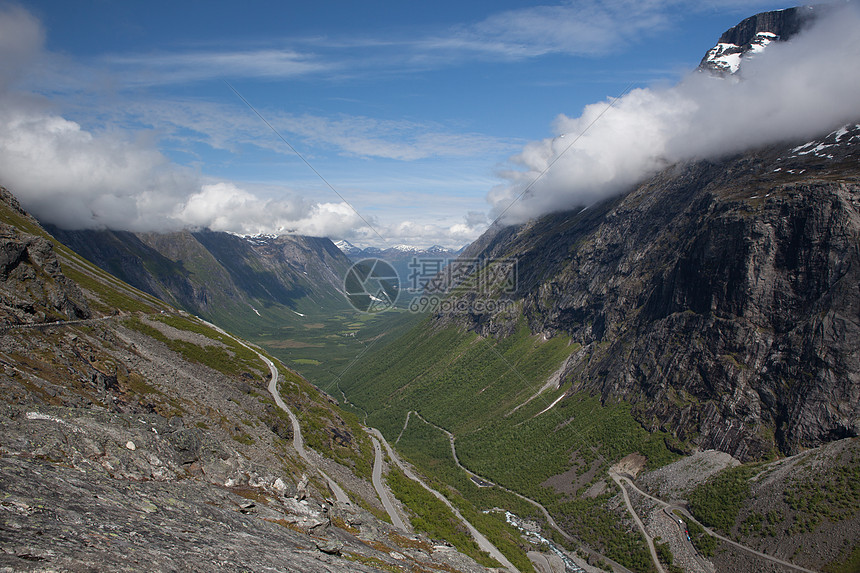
0,1,827,247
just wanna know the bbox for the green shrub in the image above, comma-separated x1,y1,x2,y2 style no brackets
689,464,759,533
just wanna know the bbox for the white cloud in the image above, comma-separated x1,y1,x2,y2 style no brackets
490,4,860,222
0,4,43,90
0,101,379,237
104,49,332,87
325,209,489,250
439,0,669,59
94,98,515,162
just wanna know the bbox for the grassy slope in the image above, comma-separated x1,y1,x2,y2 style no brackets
342,316,678,570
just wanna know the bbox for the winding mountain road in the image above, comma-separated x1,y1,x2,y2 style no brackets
198,318,352,505
261,353,350,504
193,319,557,571
370,434,407,531
617,472,819,573
200,318,516,567
369,427,520,573
609,471,666,573
407,411,575,542
401,412,635,573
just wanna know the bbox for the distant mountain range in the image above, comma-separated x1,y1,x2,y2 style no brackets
334,240,468,297
333,239,465,259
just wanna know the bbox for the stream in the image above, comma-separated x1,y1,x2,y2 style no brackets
501,511,585,573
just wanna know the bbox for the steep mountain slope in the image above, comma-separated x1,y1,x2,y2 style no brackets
48,226,353,335
0,186,499,572
45,225,391,388
442,125,860,461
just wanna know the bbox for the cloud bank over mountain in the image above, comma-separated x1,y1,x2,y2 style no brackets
489,3,860,223
0,4,501,247
0,6,368,238
2,2,856,247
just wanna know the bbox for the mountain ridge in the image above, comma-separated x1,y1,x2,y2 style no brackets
47,226,354,335
436,124,860,460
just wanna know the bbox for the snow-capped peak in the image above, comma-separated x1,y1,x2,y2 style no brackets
701,31,777,75
333,239,360,254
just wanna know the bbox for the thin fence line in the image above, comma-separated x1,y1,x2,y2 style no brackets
225,81,387,244
490,81,634,226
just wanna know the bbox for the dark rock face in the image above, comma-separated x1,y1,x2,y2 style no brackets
0,217,90,325
440,129,860,461
697,4,838,74
716,6,809,47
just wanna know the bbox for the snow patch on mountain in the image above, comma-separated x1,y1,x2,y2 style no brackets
749,31,777,54
334,240,461,258
333,240,361,254
788,124,860,159
704,42,744,73
702,31,779,74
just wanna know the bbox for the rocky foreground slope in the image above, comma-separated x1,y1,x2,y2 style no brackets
0,186,493,572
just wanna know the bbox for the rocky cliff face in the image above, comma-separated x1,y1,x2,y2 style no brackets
699,5,812,74
439,126,860,461
0,188,90,325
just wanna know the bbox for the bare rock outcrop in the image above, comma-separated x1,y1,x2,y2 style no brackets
0,188,90,325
